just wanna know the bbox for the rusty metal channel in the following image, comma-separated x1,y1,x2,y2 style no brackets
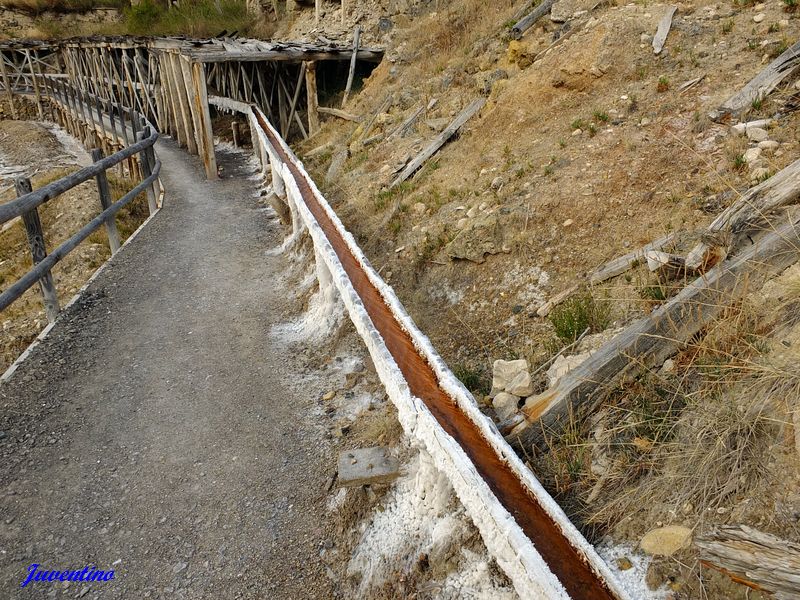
254,111,618,600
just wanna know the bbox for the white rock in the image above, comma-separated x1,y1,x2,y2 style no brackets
746,127,769,142
639,526,692,556
492,392,520,421
751,166,771,181
506,370,534,397
563,218,574,227
492,359,529,394
640,32,652,43
753,12,765,23
731,118,773,134
546,352,592,387
571,128,583,136
413,202,426,214
758,140,780,151
743,147,762,163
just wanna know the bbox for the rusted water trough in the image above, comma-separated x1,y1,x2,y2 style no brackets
250,108,628,599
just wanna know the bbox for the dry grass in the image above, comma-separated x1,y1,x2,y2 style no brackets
532,293,800,538
0,0,125,14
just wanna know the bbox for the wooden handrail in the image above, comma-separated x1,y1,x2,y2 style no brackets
0,76,162,324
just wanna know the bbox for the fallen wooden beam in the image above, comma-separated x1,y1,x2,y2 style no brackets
535,284,578,318
390,98,485,188
710,39,800,121
511,0,556,39
697,525,800,598
685,157,800,270
507,211,800,449
318,106,361,122
652,6,677,55
589,233,676,285
388,104,425,139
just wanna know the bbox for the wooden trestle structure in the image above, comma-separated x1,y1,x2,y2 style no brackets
0,36,383,179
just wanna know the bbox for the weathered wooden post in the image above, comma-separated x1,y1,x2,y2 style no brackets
137,127,159,215
304,61,320,135
342,26,361,107
0,51,17,119
231,121,240,147
90,149,122,254
25,50,43,120
16,177,60,323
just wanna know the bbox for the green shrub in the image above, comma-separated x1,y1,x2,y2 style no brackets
549,292,611,343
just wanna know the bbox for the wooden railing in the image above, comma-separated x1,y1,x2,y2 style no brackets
0,79,162,324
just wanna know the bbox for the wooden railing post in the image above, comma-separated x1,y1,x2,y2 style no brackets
137,127,158,215
90,148,121,254
16,177,59,323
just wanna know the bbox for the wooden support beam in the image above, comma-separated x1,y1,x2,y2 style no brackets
304,60,320,136
168,54,197,154
179,55,205,155
342,25,361,107
511,0,556,39
16,177,59,323
161,54,186,147
508,211,800,449
190,61,218,179
390,98,485,188
0,53,17,119
25,50,43,119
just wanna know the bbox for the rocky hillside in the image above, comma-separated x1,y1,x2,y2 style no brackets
273,0,800,597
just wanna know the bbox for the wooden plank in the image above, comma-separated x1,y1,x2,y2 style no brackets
589,233,676,284
0,52,17,119
190,61,218,179
534,284,578,318
285,62,306,138
711,39,800,120
511,0,556,39
341,25,361,107
16,177,59,323
179,55,205,155
652,6,677,55
304,61,320,136
685,156,800,270
136,128,159,213
388,104,425,139
90,148,121,254
508,211,800,449
318,106,361,122
161,54,186,147
697,525,800,598
169,54,198,155
390,98,486,188
25,50,43,119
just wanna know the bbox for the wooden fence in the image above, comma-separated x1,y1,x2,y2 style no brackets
0,79,162,324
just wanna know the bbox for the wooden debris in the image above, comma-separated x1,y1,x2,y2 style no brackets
337,447,400,487
507,212,800,449
652,6,677,55
589,233,676,285
357,93,392,142
678,74,705,94
645,249,693,280
318,106,361,122
711,39,800,121
390,98,485,188
341,25,361,107
697,525,800,599
685,157,800,270
535,284,579,318
511,0,556,40
388,104,425,139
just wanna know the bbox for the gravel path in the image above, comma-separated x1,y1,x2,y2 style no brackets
0,141,337,599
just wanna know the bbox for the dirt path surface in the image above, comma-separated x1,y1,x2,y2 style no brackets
0,141,337,599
